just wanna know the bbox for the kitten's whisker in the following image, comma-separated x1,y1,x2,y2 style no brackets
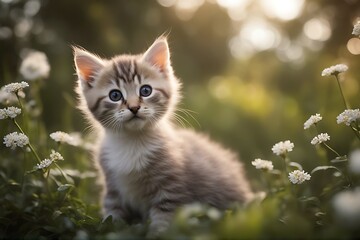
172,116,184,128
176,108,201,128
172,113,187,128
177,107,198,114
174,113,193,128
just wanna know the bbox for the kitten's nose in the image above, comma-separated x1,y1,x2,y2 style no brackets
128,106,140,114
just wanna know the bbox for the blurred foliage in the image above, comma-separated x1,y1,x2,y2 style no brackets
1,0,360,239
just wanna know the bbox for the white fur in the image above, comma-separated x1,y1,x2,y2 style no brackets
102,130,156,174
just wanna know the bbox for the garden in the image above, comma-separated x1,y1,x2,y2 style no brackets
1,0,360,239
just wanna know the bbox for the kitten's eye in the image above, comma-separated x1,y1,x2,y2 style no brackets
109,89,123,102
139,85,152,97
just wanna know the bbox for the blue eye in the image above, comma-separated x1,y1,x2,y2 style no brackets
140,85,152,97
109,90,123,102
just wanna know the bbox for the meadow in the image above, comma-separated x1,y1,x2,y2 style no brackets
1,0,360,239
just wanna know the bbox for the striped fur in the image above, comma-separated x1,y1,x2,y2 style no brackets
73,38,253,236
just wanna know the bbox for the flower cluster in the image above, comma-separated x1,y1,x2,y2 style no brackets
336,109,360,126
0,107,21,119
50,131,75,145
252,158,274,171
3,81,29,94
272,140,294,156
349,149,360,174
20,51,50,80
34,150,64,171
0,87,22,105
50,150,64,161
321,64,348,76
288,170,311,184
304,113,322,129
311,133,330,145
333,188,360,223
36,159,53,170
352,21,360,37
3,132,29,149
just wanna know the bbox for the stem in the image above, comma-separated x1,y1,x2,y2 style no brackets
350,125,360,141
335,75,349,109
13,119,42,164
322,142,341,157
44,169,52,200
53,162,71,183
16,93,24,109
282,155,289,187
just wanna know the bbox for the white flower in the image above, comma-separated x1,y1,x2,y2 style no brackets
180,203,205,219
349,149,360,174
3,81,29,94
321,64,348,76
20,51,50,80
336,109,360,126
311,133,330,145
50,150,64,161
0,106,21,119
0,109,6,120
206,207,222,220
50,131,74,145
36,159,53,170
68,132,83,146
3,132,29,149
332,188,360,225
352,21,360,37
288,170,311,184
304,113,322,129
0,87,20,105
272,140,294,156
251,158,274,171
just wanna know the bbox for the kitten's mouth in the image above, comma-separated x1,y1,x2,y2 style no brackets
127,115,144,121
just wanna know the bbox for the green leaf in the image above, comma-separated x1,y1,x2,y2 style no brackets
289,162,303,170
311,166,342,175
330,155,347,163
7,179,20,186
57,184,74,192
269,169,282,175
52,210,63,219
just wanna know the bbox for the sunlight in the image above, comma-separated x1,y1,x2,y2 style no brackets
216,0,249,21
216,0,249,8
208,76,274,117
228,18,281,59
260,0,305,21
239,18,281,51
157,0,177,7
347,38,360,55
174,0,205,20
303,18,331,41
157,0,205,20
276,40,304,63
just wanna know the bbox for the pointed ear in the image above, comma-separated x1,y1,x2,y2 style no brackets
142,38,170,73
73,47,104,84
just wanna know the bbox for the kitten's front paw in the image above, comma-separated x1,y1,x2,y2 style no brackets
146,221,169,239
103,209,124,222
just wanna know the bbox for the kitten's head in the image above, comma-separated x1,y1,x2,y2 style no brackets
73,38,180,131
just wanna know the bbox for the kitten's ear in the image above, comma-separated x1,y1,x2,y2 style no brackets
142,38,170,73
73,47,104,85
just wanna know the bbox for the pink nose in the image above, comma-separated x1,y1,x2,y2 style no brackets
128,106,140,114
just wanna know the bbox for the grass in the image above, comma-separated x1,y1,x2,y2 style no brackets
1,47,360,240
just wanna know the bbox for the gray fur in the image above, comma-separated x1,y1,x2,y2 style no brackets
73,38,253,236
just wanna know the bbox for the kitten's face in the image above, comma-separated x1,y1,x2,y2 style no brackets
74,39,178,131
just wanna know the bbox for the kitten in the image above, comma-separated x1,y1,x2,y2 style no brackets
73,37,253,236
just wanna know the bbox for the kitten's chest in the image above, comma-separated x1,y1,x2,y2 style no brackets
101,134,157,173
100,133,161,209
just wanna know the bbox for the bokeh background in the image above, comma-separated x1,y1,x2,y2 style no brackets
1,0,360,189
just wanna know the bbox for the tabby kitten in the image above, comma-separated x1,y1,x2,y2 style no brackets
73,38,253,235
